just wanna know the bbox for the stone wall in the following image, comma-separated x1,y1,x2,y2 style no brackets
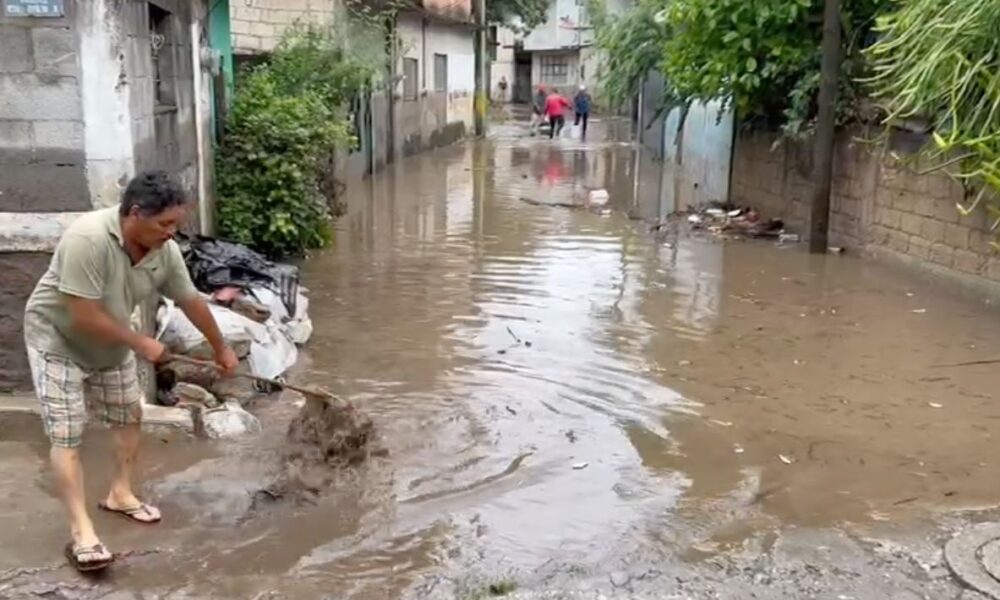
730,128,1000,289
230,0,337,54
0,253,50,391
0,6,89,212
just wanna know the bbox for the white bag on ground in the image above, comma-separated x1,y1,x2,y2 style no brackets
158,300,298,380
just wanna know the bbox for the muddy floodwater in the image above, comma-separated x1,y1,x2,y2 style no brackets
3,121,1000,599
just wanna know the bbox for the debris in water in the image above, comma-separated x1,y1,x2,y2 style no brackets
572,462,589,470
565,429,578,443
912,308,927,314
678,359,692,367
778,454,794,465
828,246,845,254
710,419,733,427
929,402,943,408
505,405,518,416
734,445,745,454
778,233,800,244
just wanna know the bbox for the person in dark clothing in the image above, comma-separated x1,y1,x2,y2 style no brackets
574,85,592,139
530,86,547,136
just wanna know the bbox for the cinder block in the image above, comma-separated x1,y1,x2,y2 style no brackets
32,27,78,78
953,249,986,274
919,217,946,242
908,236,932,260
0,25,32,73
944,223,970,250
933,200,960,224
930,243,955,267
900,212,922,235
32,120,83,150
0,121,33,150
0,74,80,121
914,196,935,217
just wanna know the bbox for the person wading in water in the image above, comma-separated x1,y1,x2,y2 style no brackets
544,87,573,139
23,171,239,571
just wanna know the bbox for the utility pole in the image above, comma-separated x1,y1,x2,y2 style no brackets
473,0,487,136
809,0,841,254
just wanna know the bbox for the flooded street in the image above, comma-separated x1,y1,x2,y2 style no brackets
3,120,1000,599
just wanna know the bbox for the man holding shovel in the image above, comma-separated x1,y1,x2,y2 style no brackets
23,171,238,571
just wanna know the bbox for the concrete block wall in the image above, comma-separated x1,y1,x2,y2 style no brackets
730,128,1000,289
0,10,89,212
231,0,337,54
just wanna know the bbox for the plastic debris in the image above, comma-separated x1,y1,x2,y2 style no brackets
572,462,589,470
778,454,794,465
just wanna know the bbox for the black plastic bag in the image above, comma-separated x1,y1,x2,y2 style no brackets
179,235,299,316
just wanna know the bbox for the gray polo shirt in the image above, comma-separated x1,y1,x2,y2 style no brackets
24,205,198,369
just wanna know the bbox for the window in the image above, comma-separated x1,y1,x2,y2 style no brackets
539,55,568,84
433,53,448,92
403,57,418,101
149,3,176,110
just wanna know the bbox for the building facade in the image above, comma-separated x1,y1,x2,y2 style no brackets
229,0,475,174
0,0,223,390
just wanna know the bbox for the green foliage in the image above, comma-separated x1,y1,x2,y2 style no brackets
216,25,368,258
487,0,549,31
866,0,1000,232
590,0,888,136
587,0,669,110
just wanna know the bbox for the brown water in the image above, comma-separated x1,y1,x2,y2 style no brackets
3,120,1000,598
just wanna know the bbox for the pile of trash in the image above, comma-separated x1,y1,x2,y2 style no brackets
152,236,313,438
654,202,796,243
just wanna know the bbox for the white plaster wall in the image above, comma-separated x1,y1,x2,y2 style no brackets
522,0,593,51
490,26,516,101
78,0,135,208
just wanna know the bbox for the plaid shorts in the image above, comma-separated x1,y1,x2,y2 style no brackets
26,347,143,448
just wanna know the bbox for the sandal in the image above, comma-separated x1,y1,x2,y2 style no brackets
98,501,162,524
64,542,113,572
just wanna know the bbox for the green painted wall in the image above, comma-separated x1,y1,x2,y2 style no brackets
208,0,234,139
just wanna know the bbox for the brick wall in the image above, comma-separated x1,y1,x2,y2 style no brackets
230,0,337,54
0,7,89,212
731,128,1000,286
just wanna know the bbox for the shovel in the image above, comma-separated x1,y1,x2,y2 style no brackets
164,353,349,410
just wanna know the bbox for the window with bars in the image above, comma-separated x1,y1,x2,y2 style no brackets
539,55,568,84
433,53,448,92
403,57,418,101
149,3,176,110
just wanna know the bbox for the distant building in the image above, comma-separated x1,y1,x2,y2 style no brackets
490,0,630,105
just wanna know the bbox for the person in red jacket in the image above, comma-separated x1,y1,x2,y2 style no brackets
544,88,573,139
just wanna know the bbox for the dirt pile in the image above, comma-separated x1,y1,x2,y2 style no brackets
254,397,381,507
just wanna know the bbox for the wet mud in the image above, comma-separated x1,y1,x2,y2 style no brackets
2,119,1000,598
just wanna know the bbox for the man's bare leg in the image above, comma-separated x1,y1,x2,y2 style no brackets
50,446,106,552
103,423,160,521
106,423,141,507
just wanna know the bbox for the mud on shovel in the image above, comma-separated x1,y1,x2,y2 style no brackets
164,353,350,411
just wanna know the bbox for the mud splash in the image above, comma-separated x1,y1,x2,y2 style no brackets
255,396,378,507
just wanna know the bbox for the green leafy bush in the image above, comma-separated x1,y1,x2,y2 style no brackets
216,25,373,258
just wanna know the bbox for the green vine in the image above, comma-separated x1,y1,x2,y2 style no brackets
866,0,1000,236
